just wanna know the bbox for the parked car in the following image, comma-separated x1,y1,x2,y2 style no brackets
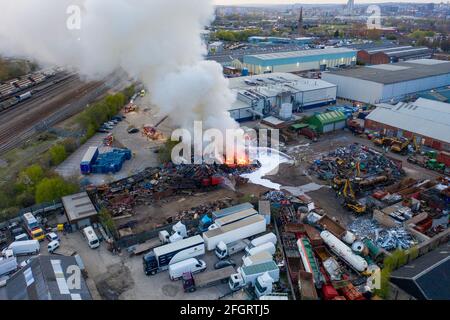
14,233,29,242
97,128,110,133
46,232,59,242
214,259,236,270
47,240,60,254
127,128,139,134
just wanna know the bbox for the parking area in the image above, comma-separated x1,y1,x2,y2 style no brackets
56,96,174,185
44,230,242,300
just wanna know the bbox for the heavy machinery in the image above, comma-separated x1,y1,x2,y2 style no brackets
373,136,395,147
390,137,410,154
346,119,364,135
340,179,366,214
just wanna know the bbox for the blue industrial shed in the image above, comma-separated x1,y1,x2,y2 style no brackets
243,48,357,74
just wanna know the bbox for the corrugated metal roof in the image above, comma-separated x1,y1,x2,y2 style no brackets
248,48,356,61
325,59,450,84
368,98,450,143
313,111,347,125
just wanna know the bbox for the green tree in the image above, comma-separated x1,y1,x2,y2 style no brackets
98,208,117,238
35,177,78,203
49,144,67,165
18,164,44,187
334,29,340,38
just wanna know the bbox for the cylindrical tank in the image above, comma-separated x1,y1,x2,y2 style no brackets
351,241,365,254
342,231,356,244
362,238,382,259
320,231,368,272
279,103,293,120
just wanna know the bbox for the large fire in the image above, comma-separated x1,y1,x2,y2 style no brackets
225,154,250,167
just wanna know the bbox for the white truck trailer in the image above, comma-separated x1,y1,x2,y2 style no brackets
203,215,266,251
3,240,40,256
0,257,18,276
208,208,258,230
228,260,280,297
243,232,277,255
143,235,205,275
215,239,250,259
245,242,276,258
242,251,273,267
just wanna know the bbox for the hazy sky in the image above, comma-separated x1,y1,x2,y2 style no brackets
214,0,444,5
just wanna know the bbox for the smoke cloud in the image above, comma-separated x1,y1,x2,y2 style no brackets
0,0,238,134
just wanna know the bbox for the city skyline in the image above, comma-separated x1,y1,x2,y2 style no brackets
214,0,446,5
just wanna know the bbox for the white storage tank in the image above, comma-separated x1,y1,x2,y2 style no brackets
320,231,368,272
279,103,293,120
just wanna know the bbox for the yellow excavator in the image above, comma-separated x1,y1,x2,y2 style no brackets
342,179,366,214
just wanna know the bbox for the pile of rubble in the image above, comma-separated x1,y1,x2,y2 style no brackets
174,198,234,221
349,218,417,251
90,162,260,217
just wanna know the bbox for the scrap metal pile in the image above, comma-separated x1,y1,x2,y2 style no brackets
310,143,403,182
90,162,260,217
349,218,417,251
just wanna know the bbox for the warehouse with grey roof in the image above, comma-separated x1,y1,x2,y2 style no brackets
322,59,450,104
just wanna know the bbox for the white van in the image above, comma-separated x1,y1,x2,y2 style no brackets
245,242,276,257
48,240,60,254
82,226,100,249
168,258,206,281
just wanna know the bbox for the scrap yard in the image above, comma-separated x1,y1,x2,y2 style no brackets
0,1,449,304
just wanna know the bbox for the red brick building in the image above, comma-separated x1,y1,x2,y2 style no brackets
365,98,450,152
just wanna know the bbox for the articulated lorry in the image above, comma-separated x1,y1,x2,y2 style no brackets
203,215,266,251
198,202,254,232
143,235,205,275
3,240,40,256
228,260,280,297
182,266,235,292
215,239,250,259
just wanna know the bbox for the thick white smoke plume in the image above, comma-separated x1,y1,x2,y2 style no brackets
0,0,239,134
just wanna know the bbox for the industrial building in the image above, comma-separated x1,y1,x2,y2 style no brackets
390,243,450,300
416,86,450,103
307,111,347,133
227,72,337,122
62,192,99,230
364,98,450,151
353,44,432,65
242,48,357,75
322,59,450,104
248,36,314,46
0,255,92,300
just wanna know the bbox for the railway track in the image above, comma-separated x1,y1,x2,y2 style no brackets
0,74,123,155
0,73,78,116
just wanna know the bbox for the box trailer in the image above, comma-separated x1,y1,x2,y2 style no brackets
5,240,40,256
229,260,280,293
242,251,273,267
80,147,99,175
209,208,258,230
244,232,277,255
215,239,250,259
211,203,254,220
203,215,266,251
143,235,205,275
0,257,18,276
